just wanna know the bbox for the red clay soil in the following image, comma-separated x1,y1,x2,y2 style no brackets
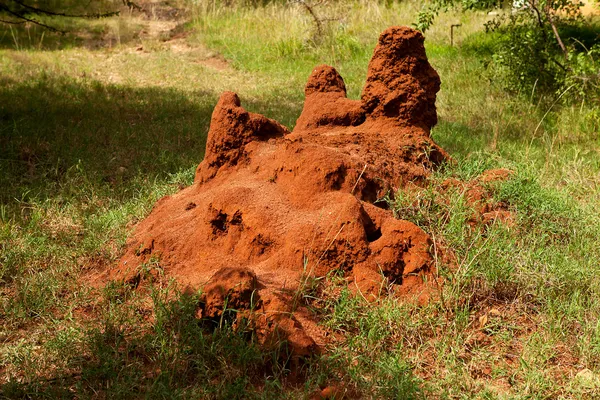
440,168,515,227
113,26,450,356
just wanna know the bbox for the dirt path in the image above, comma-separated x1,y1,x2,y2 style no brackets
129,0,230,70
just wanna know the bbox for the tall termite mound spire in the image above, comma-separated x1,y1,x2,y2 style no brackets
361,26,441,129
114,27,447,358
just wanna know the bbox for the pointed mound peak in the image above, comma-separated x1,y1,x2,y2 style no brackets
294,65,365,131
361,26,441,130
195,91,290,182
304,65,348,96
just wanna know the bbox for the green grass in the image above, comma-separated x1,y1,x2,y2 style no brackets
1,0,600,398
307,153,600,397
2,281,303,398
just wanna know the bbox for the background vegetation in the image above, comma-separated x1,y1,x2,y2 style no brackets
415,0,600,103
1,0,599,398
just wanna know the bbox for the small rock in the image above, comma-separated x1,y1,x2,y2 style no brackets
576,368,600,388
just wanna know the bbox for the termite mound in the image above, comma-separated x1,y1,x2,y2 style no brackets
114,26,450,356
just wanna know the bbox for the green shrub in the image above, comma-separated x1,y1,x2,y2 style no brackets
417,0,600,104
489,13,600,103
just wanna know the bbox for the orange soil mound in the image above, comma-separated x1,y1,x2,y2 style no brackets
114,26,449,355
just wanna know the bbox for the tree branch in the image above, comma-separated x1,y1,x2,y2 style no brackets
0,1,134,33
10,0,119,19
0,17,25,25
122,0,143,12
291,0,323,39
1,6,64,33
526,0,545,28
550,56,567,71
544,6,569,59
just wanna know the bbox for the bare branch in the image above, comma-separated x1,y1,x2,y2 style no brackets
0,5,65,33
0,0,132,33
291,0,323,38
122,0,143,12
0,17,25,25
550,56,567,71
543,6,569,59
9,0,119,19
526,0,545,28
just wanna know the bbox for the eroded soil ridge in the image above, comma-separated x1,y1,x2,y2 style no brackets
114,26,448,356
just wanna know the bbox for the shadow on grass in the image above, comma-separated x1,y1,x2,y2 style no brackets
0,74,216,210
433,115,550,161
432,119,492,158
0,70,315,398
0,73,303,219
0,287,309,399
0,20,126,51
0,4,146,51
0,282,424,399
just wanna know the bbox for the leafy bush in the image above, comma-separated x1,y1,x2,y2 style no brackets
489,14,565,97
561,42,600,102
417,0,600,104
488,12,600,103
